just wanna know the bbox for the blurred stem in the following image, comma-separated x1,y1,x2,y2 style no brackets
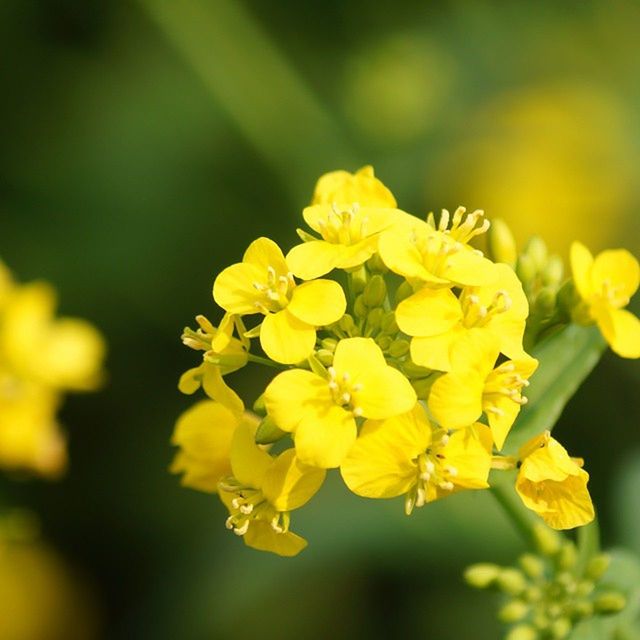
490,473,535,547
576,518,601,574
138,0,356,202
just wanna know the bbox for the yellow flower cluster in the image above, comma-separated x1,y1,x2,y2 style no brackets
171,166,638,556
0,263,105,477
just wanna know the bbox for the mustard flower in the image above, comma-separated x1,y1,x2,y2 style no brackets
219,419,325,557
428,330,537,449
213,237,346,364
515,431,594,530
264,337,417,468
340,404,493,514
570,241,640,359
397,262,529,371
311,165,397,208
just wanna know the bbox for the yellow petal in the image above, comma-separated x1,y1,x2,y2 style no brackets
595,307,640,359
448,327,500,376
396,288,462,337
410,327,464,371
201,364,245,416
213,262,263,315
333,338,416,419
170,400,238,493
262,449,326,511
428,371,484,429
243,521,307,556
341,406,430,498
287,280,346,326
485,397,521,451
592,248,639,302
264,369,331,433
294,405,356,468
443,424,493,489
230,418,272,488
570,241,595,300
286,241,345,280
335,236,378,269
243,237,289,275
446,250,498,287
260,310,316,364
311,166,397,207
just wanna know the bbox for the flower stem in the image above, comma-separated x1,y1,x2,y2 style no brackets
247,354,286,369
576,517,601,574
489,473,536,546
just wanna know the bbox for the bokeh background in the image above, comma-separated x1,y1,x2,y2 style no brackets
1,1,639,638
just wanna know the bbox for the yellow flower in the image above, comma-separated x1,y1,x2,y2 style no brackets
428,330,537,449
219,419,325,557
340,404,493,514
311,165,397,207
264,337,417,468
570,241,640,359
213,237,346,364
515,431,594,530
0,282,105,391
0,378,66,477
170,399,249,493
397,262,529,371
378,209,496,289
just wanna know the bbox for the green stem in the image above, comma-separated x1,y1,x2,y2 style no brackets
247,354,286,370
576,517,601,574
489,475,536,546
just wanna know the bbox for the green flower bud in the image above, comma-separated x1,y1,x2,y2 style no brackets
499,600,530,623
524,586,543,603
497,568,528,596
350,272,367,294
593,592,627,614
388,339,410,358
307,352,328,377
542,255,564,286
252,394,266,414
339,314,356,334
402,360,432,378
516,254,537,289
255,416,288,445
411,377,434,400
533,287,557,316
585,554,610,581
525,236,548,271
354,295,368,319
569,600,593,619
366,308,385,333
576,580,595,597
532,523,561,556
532,613,549,631
363,274,387,307
556,280,579,315
557,543,577,571
395,281,413,304
519,554,545,579
375,335,392,350
380,311,399,334
549,617,572,640
487,218,518,267
506,624,538,640
366,252,388,274
463,563,501,589
316,349,334,366
321,338,338,351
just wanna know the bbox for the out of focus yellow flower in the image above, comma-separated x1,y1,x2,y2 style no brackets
515,431,594,530
570,241,640,359
0,264,105,477
311,165,397,207
213,237,345,364
341,404,493,515
219,419,325,557
264,337,416,468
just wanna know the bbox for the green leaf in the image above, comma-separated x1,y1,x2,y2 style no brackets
504,324,606,455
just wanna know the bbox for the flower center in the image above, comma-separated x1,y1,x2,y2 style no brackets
252,266,295,314
327,366,364,417
405,431,457,515
483,362,530,415
460,289,512,328
412,230,464,278
316,203,368,245
218,477,290,536
598,279,629,309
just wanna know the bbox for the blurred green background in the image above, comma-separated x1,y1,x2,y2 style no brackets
1,1,639,638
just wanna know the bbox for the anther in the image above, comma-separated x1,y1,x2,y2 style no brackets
440,481,454,491
240,504,254,515
225,516,234,530
341,392,351,404
234,521,249,536
352,407,364,417
352,383,363,392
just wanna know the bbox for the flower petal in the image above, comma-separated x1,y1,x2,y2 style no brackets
485,397,521,451
378,229,447,283
287,280,346,326
260,310,316,364
229,418,272,488
264,369,332,433
341,406,431,498
243,237,289,275
213,262,263,315
570,241,595,300
396,288,462,337
294,405,356,468
410,327,465,371
595,307,640,359
311,166,397,208
243,521,307,556
446,250,498,287
429,371,484,429
262,449,326,511
592,248,639,301
286,241,345,280
444,424,493,489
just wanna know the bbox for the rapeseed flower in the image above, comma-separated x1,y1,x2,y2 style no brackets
311,165,397,208
213,237,346,364
264,337,416,468
515,431,594,530
570,241,640,358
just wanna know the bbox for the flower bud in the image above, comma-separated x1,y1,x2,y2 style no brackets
321,338,338,352
388,339,410,358
252,394,266,414
375,335,392,350
557,542,577,571
525,236,548,271
532,523,561,556
569,600,593,619
339,314,356,334
366,252,388,273
549,617,571,639
254,416,288,445
575,580,595,597
366,308,385,333
463,563,501,589
354,295,368,319
516,254,537,289
380,311,399,334
533,287,557,316
542,255,564,286
316,349,334,366
395,281,413,304
497,568,528,595
499,599,529,623
350,272,367,294
363,275,387,307
593,592,626,614
487,218,517,267
506,624,538,640
519,554,545,579
585,554,610,581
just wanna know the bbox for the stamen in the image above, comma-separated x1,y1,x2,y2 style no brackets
239,504,254,515
234,521,249,536
352,407,364,417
